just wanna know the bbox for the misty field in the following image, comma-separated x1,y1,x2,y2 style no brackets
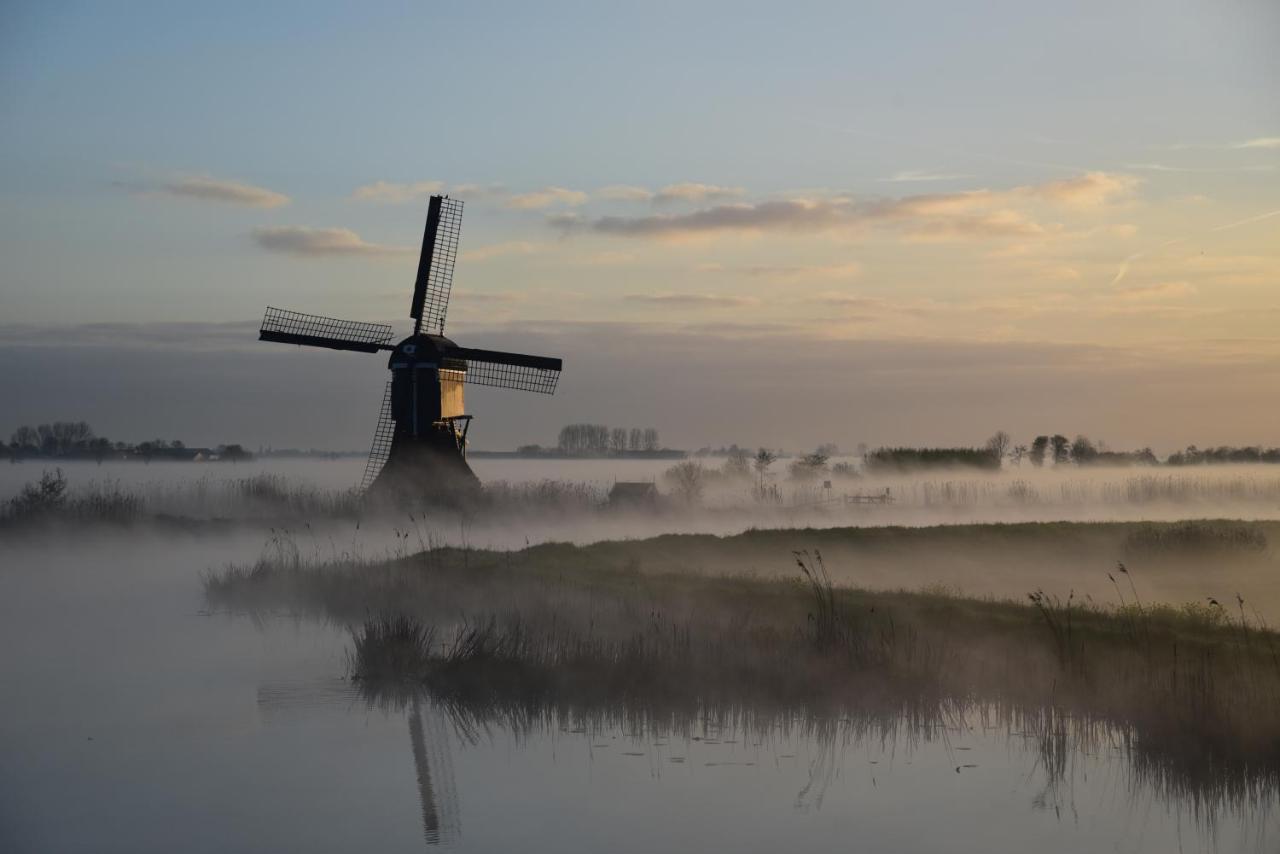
9,459,1280,536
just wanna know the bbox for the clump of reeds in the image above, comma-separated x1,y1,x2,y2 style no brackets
350,615,437,682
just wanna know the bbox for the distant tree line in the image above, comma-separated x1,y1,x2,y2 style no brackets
863,447,1002,473
1020,434,1157,467
519,425,665,458
4,421,250,463
1166,446,1280,465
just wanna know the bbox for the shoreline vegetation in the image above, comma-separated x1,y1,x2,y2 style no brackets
206,534,1280,821
10,463,1280,531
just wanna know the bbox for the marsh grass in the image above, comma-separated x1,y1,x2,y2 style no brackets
1124,520,1268,555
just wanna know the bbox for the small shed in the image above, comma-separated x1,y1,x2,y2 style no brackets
608,481,658,508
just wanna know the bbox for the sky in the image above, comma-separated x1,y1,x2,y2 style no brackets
1,1,1278,453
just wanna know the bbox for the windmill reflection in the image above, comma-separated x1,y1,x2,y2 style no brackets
408,693,460,846
255,680,460,848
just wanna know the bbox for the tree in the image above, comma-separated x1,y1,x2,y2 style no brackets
610,428,628,455
642,427,659,452
37,424,55,454
722,447,751,479
10,426,38,453
557,423,611,455
753,448,777,489
90,437,112,464
1010,444,1028,467
664,461,705,505
985,430,1011,462
1029,436,1049,467
1050,434,1071,465
628,427,643,452
1070,435,1098,464
8,468,68,518
790,451,829,480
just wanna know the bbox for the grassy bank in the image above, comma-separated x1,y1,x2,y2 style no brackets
206,527,1280,816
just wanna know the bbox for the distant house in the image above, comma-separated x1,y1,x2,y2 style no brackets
608,481,658,508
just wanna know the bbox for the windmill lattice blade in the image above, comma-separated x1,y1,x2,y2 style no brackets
449,346,562,394
359,382,395,492
410,196,463,334
260,307,394,353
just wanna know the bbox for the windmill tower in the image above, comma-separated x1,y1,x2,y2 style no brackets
257,195,562,501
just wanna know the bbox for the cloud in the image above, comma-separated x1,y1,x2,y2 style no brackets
576,199,854,238
1030,172,1139,208
881,170,972,183
251,226,411,257
698,261,863,281
506,187,589,210
901,210,1047,242
597,185,654,202
1040,265,1082,281
1166,137,1280,152
1209,209,1280,233
554,172,1137,243
160,176,289,208
1234,137,1280,150
653,183,745,204
576,250,637,266
1116,281,1197,301
351,180,444,203
453,291,525,304
623,292,760,307
460,241,542,262
1124,162,1274,174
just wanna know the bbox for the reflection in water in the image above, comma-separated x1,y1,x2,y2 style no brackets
254,673,1278,852
257,681,460,848
408,694,460,846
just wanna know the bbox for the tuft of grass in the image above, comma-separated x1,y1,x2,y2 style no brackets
350,615,437,682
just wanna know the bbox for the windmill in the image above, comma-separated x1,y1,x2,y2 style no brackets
257,195,562,500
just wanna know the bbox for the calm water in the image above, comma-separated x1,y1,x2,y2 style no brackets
1,532,1274,853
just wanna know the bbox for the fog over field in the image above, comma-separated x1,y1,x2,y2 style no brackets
6,458,1280,618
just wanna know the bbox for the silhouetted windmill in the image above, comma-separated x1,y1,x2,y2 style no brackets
257,195,562,499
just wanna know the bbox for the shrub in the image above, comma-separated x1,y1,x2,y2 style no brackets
5,469,68,519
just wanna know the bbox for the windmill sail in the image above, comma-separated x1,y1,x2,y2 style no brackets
447,346,562,394
359,382,395,492
410,196,464,335
259,307,394,353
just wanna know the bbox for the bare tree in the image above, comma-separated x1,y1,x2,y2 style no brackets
642,427,659,452
985,430,1011,462
1010,444,1028,467
753,448,777,490
664,461,705,505
628,427,643,452
610,428,628,455
10,425,38,451
722,447,750,479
